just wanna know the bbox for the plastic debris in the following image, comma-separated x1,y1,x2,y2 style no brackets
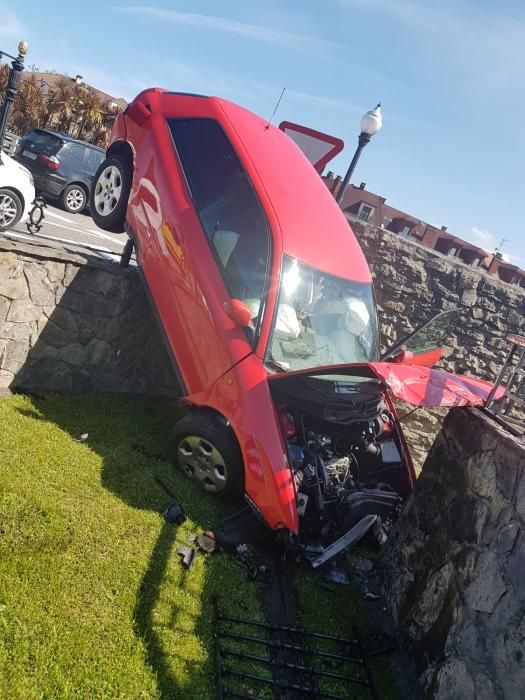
177,546,195,569
163,497,186,525
196,531,216,553
74,433,89,443
323,565,350,585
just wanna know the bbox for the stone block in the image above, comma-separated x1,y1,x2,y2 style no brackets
0,295,9,322
58,343,86,366
505,532,525,602
0,321,32,342
496,522,520,555
432,659,475,700
0,339,29,373
0,256,28,300
24,263,56,307
6,299,42,323
43,260,65,283
463,550,507,613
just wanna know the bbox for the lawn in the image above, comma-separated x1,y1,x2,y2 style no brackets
0,394,398,699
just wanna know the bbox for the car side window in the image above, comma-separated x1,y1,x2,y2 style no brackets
167,118,271,338
86,149,104,172
65,144,85,164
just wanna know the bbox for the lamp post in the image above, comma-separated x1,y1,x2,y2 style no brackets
335,103,382,205
0,40,28,150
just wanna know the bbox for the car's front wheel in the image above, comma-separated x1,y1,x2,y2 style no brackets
90,155,132,233
0,188,23,230
60,183,87,214
171,411,245,500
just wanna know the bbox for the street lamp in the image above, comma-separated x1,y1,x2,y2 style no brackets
0,40,28,150
335,103,382,205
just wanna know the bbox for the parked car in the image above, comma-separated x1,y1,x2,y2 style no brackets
14,129,104,214
0,150,35,231
90,89,501,564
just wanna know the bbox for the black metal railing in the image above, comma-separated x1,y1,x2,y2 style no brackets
484,333,525,436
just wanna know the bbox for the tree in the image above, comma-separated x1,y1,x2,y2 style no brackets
9,74,45,134
44,77,72,131
76,89,104,139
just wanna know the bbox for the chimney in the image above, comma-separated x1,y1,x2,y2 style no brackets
75,75,83,84
441,225,447,231
332,175,342,196
359,182,366,190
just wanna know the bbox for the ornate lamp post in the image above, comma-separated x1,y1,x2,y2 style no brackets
335,103,382,205
0,40,28,149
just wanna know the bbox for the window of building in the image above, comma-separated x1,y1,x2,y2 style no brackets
472,258,481,267
447,247,458,257
357,203,374,222
400,224,411,239
167,118,271,339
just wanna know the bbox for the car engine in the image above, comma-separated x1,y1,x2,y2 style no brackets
270,372,410,565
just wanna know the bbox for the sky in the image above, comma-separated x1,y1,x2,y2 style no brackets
1,0,524,265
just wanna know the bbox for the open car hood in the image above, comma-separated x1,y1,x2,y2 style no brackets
268,362,504,409
369,362,504,408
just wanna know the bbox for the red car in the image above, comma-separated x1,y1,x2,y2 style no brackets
90,89,500,564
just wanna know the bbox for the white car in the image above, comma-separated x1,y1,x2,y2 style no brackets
0,150,35,231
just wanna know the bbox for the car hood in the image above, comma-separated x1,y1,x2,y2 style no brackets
267,362,505,408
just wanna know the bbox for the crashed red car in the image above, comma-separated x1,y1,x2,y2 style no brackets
90,88,501,564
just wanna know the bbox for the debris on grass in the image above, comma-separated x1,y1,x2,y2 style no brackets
163,495,186,524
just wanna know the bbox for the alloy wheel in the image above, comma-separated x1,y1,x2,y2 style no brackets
93,166,122,216
0,193,18,228
65,188,86,212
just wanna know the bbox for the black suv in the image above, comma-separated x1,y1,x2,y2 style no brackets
14,129,105,214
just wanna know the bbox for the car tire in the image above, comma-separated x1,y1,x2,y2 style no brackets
90,154,132,233
0,188,23,231
60,183,88,214
171,411,245,501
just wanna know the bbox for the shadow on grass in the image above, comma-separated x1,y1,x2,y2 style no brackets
14,394,241,699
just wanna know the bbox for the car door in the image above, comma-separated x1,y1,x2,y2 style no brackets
126,95,266,395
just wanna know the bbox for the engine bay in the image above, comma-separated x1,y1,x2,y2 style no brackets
269,370,413,566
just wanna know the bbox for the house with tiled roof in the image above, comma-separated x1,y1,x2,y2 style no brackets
324,173,524,288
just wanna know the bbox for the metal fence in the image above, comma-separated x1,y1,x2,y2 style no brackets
484,333,525,437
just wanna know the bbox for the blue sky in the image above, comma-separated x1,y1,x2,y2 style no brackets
2,0,524,265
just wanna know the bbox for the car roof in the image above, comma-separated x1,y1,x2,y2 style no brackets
215,97,371,284
134,88,371,284
27,128,104,152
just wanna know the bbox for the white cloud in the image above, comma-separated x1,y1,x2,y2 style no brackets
0,7,25,38
469,226,497,253
469,227,513,262
113,6,341,52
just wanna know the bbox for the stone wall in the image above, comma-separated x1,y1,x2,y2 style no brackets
382,407,525,699
0,239,179,396
352,221,525,467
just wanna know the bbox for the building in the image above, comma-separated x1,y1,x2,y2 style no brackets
29,72,127,112
324,173,525,288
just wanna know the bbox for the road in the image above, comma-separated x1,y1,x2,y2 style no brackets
1,201,130,263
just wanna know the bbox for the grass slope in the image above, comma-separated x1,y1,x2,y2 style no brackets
0,394,264,699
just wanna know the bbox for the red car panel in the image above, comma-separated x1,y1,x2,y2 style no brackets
96,89,504,561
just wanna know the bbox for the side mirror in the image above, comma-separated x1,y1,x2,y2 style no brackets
224,299,253,327
126,101,151,126
391,350,414,364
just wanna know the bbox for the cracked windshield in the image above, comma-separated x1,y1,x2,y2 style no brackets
268,256,379,371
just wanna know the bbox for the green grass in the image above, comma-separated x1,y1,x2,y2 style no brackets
0,394,265,700
0,393,398,699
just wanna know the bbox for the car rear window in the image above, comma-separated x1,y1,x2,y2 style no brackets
23,130,63,154
168,117,271,339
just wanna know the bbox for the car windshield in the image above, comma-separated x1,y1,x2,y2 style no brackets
267,256,379,371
